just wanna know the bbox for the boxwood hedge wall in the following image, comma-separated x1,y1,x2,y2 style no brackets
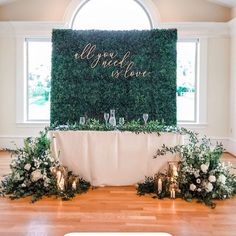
51,29,177,125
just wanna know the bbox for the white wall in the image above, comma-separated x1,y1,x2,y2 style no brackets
229,18,236,155
0,23,47,148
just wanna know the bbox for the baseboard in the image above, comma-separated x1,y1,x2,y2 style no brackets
0,136,28,150
227,138,236,156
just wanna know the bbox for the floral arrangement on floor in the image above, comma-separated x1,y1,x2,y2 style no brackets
137,131,236,208
0,130,90,202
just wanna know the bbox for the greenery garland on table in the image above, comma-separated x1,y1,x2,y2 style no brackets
0,130,90,202
50,119,183,134
137,131,236,208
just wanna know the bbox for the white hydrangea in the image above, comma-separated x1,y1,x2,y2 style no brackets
218,174,226,185
208,175,216,183
200,164,208,173
24,163,31,171
190,184,196,191
30,170,43,182
11,162,17,168
206,182,213,192
43,177,50,187
14,173,21,180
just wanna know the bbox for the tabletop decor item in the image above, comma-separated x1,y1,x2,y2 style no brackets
143,113,149,125
119,117,125,126
104,113,109,126
79,116,86,125
109,109,116,127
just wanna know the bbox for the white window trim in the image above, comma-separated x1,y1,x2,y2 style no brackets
16,36,52,127
177,37,208,126
13,21,65,127
25,38,52,122
177,39,198,123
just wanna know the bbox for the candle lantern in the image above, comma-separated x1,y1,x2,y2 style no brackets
68,175,79,191
51,166,68,191
154,173,167,195
168,161,180,178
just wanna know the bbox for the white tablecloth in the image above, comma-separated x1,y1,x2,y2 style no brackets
51,131,182,186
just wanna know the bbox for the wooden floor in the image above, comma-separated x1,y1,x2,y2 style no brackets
0,151,236,236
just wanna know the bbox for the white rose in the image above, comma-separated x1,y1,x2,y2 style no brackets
218,174,226,185
208,175,216,183
24,163,31,171
194,170,200,178
21,183,26,187
206,182,213,192
197,188,201,192
190,184,196,191
196,178,201,184
30,170,43,182
200,164,208,173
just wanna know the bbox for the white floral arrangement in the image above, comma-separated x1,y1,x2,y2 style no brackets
152,130,236,208
0,130,90,202
0,131,59,202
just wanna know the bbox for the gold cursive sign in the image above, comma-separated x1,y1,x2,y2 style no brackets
74,43,150,79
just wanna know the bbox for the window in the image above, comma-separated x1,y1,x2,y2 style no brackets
72,0,152,30
177,40,198,122
26,39,52,121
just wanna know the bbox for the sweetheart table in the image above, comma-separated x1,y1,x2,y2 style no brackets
50,131,183,186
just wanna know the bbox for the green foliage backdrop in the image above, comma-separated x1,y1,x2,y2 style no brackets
51,29,177,125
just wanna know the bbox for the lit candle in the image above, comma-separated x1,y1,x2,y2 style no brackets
72,180,77,190
172,189,175,199
172,166,178,177
158,178,162,193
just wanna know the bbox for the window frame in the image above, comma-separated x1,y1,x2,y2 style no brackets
70,0,154,30
25,38,52,122
177,38,199,123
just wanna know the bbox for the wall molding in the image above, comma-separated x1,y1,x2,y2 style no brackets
0,20,232,38
228,138,236,156
228,17,236,36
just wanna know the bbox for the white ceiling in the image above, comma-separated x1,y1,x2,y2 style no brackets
0,0,235,8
